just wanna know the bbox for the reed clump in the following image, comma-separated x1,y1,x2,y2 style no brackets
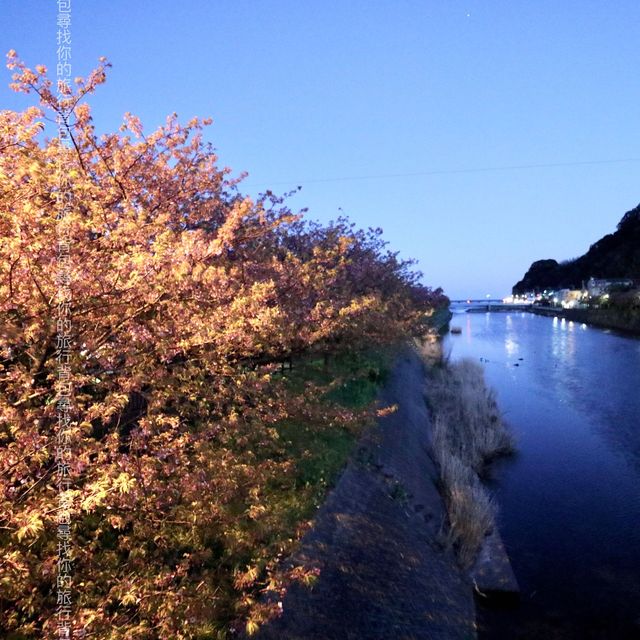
426,358,514,567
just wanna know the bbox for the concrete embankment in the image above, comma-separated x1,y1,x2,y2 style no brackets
528,306,640,336
428,306,454,334
255,346,477,640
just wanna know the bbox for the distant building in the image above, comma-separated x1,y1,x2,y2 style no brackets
586,277,634,297
552,289,583,308
560,290,585,309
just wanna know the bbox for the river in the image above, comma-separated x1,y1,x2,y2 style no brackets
445,306,640,639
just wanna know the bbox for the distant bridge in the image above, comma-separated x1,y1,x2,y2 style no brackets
451,300,532,312
451,299,505,304
465,304,531,313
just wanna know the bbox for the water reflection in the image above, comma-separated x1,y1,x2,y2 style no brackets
504,315,520,358
551,318,577,364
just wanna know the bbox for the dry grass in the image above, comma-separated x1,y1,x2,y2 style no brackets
426,358,514,568
435,448,495,567
428,359,514,473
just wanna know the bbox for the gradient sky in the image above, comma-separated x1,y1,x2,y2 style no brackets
3,1,639,299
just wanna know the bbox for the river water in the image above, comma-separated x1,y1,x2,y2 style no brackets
445,306,640,639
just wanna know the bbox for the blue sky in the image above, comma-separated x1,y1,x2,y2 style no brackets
3,1,639,299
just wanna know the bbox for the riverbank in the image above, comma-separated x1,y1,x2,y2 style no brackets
254,340,522,638
425,360,515,563
254,345,477,639
527,306,640,336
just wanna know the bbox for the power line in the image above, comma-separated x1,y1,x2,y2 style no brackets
245,157,640,188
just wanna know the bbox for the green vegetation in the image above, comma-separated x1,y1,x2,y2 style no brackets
185,348,396,636
425,358,514,568
294,349,391,408
277,349,391,491
244,350,392,574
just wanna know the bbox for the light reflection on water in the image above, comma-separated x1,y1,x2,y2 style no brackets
446,307,640,639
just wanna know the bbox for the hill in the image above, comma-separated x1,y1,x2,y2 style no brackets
513,203,640,294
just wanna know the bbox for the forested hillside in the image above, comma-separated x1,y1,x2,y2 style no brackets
513,203,640,294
